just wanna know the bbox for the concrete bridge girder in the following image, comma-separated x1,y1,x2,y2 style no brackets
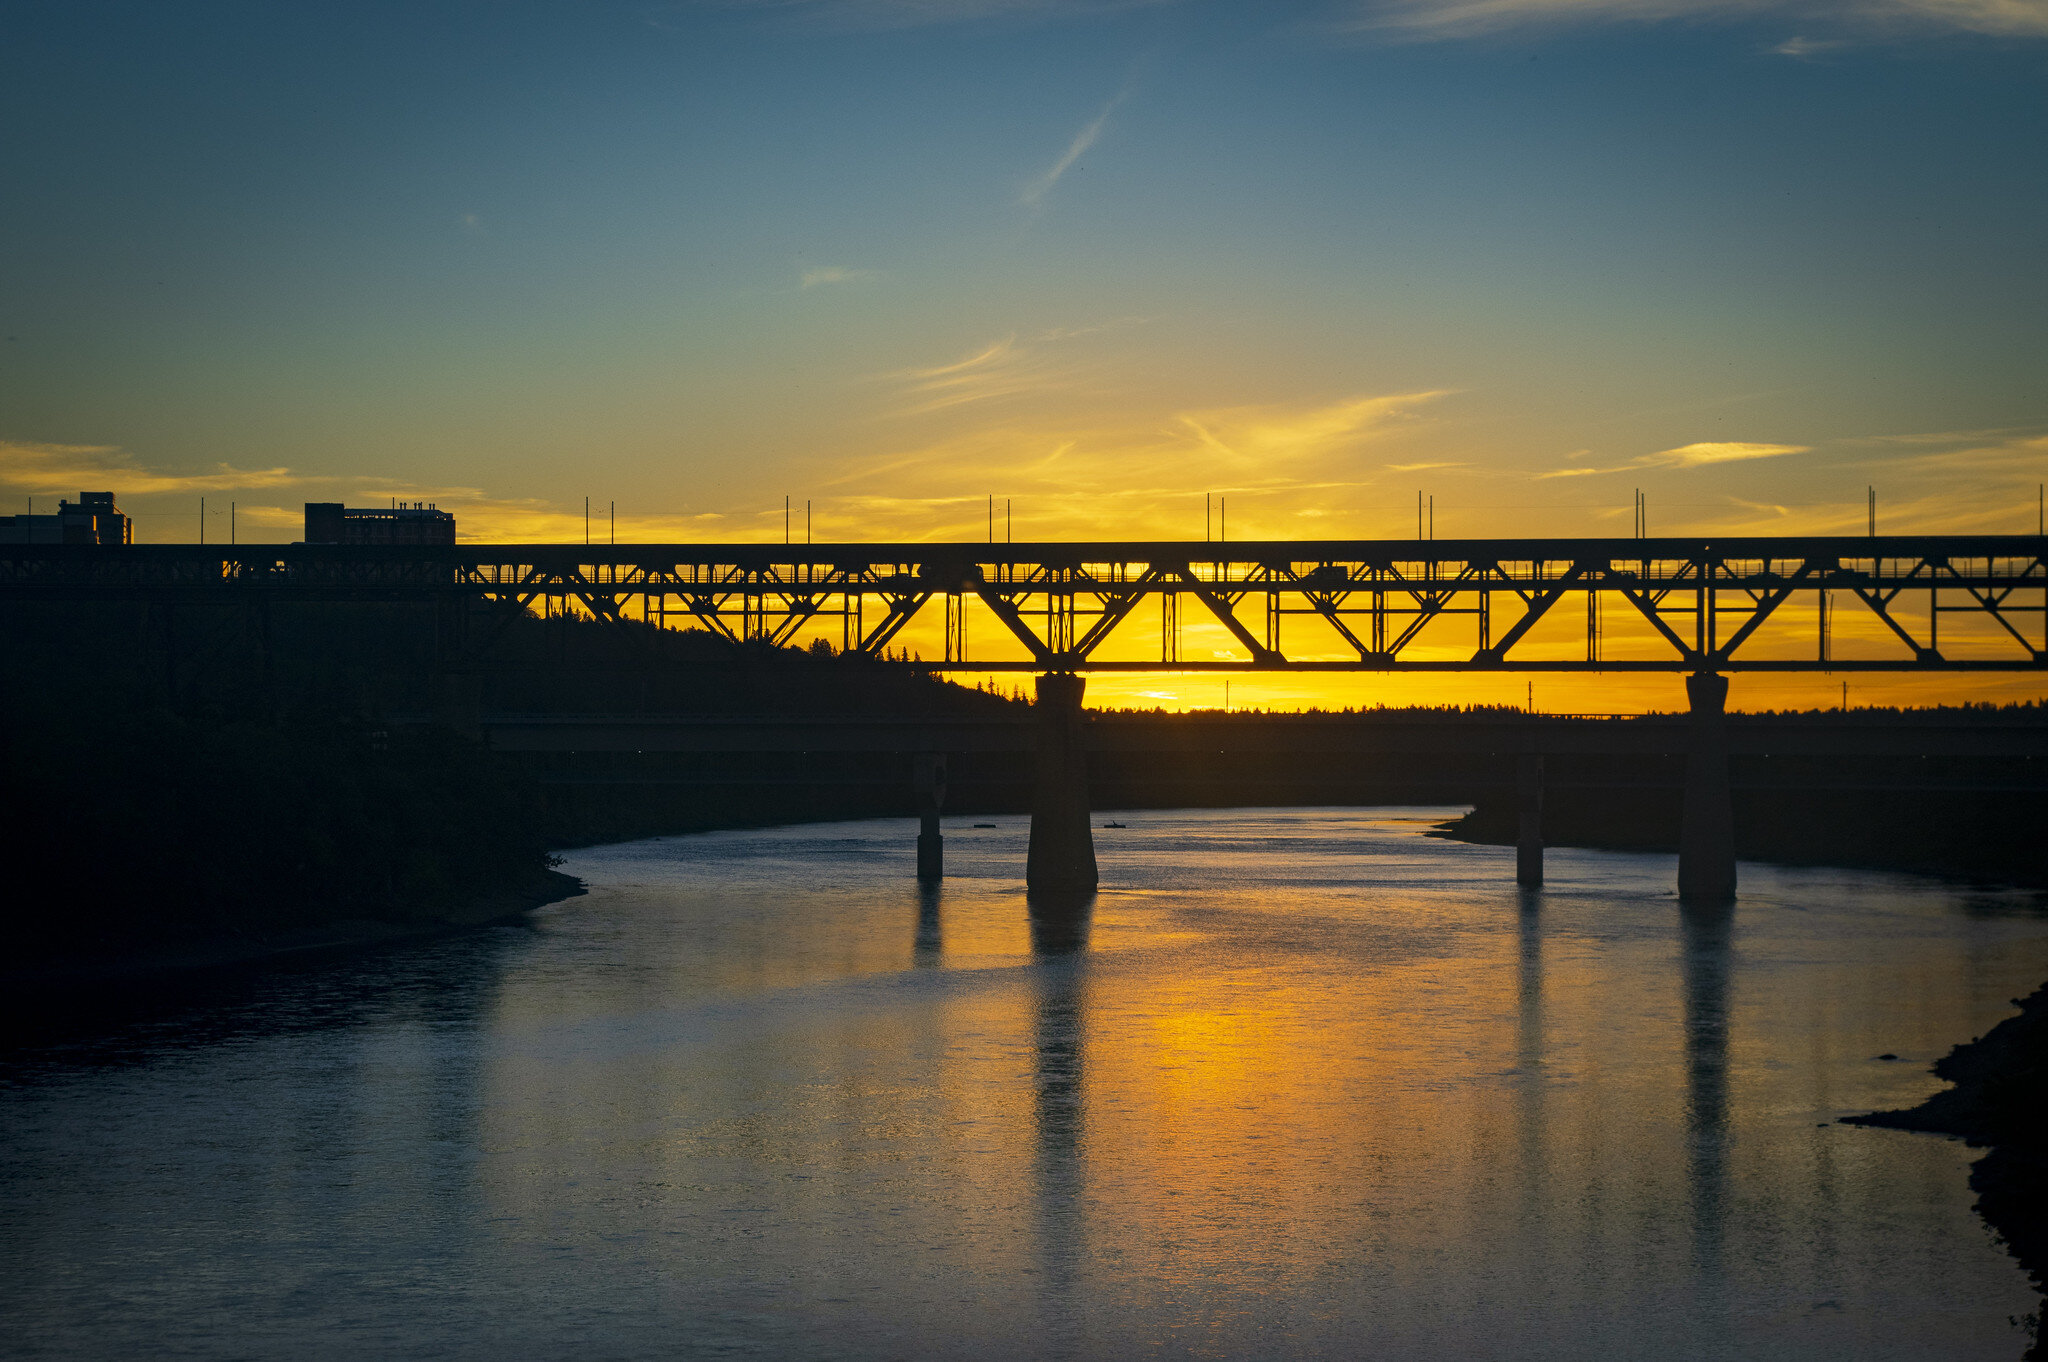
469,684,2048,903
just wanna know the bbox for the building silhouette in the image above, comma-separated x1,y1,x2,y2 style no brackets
304,502,456,546
0,492,132,545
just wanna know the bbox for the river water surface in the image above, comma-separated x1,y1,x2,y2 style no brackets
5,808,2047,1360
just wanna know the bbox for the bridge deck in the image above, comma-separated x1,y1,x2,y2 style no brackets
8,535,2043,673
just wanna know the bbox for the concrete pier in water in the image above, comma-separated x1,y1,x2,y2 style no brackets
1026,673,1098,893
1515,753,1544,887
914,753,947,881
1678,671,1737,901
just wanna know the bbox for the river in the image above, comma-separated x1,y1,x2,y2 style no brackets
4,808,2045,1359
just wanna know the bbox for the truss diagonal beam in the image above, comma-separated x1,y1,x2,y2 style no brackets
1303,593,1374,659
1069,567,1167,661
972,586,1055,665
1852,587,1938,661
1479,566,1588,663
1175,569,1282,664
9,535,2045,673
860,593,931,656
1705,565,1813,665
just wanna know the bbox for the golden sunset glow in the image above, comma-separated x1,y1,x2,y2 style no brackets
4,1,2041,714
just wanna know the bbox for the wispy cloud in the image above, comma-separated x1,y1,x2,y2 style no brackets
800,265,879,289
1652,440,1809,467
1568,429,2048,536
1770,33,1849,53
885,335,1074,414
817,387,1449,540
1856,424,2038,446
1536,438,1808,478
684,0,1176,34
1035,316,1151,341
1021,91,1126,208
1880,429,2048,483
0,440,299,496
1329,0,2048,41
1175,392,1452,467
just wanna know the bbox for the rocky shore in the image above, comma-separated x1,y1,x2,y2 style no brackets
1846,986,2048,1358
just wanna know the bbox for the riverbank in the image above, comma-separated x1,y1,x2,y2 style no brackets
0,868,585,1008
1845,985,2048,1358
1436,783,2048,890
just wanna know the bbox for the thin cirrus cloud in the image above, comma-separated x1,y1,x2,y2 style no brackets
1174,391,1451,468
800,265,879,289
0,440,299,495
1771,33,1850,52
822,387,1448,541
1654,440,1811,466
878,320,1155,418
1672,432,2048,535
1537,439,1809,477
1329,0,2048,39
882,332,1102,415
695,0,1175,33
1021,91,1127,208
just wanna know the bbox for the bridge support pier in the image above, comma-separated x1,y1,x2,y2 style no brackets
1027,673,1098,893
915,753,947,881
1516,753,1544,887
1678,671,1737,902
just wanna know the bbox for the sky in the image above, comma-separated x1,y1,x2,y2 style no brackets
2,0,2044,709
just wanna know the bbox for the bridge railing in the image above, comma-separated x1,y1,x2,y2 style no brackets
4,536,2043,673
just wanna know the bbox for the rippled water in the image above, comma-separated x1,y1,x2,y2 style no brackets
5,808,2047,1360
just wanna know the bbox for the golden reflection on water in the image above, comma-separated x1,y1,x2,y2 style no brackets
450,811,2048,1358
7,810,2037,1360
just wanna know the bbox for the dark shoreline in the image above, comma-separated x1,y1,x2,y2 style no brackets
0,867,585,1005
1434,795,2048,891
1431,805,2048,1349
1843,987,2048,1360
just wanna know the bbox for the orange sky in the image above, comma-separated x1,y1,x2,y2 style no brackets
5,0,2043,713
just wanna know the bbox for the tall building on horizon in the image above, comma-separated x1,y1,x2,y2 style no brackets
0,492,133,545
303,502,456,546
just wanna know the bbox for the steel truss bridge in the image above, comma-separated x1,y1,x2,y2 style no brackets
6,535,2044,673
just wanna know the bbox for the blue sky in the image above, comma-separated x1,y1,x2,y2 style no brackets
2,0,2042,558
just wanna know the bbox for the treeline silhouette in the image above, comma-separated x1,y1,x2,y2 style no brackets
7,595,2046,963
0,600,1018,960
1444,702,2048,887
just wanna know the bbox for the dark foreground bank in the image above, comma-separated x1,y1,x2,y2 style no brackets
2,869,582,990
1847,987,2048,1359
0,598,1020,988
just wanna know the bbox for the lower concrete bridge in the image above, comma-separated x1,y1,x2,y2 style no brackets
444,674,2048,902
478,710,2048,761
